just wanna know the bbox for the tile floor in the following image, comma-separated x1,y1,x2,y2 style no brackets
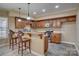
0,41,78,56
47,43,78,56
0,43,35,56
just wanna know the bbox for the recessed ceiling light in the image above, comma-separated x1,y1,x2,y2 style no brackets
55,5,59,8
33,12,37,15
42,9,46,12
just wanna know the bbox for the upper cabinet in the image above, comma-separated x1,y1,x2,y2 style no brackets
52,20,62,28
31,22,37,28
15,17,31,29
31,21,45,28
37,21,45,28
67,16,76,22
15,15,76,29
15,18,25,28
31,20,62,28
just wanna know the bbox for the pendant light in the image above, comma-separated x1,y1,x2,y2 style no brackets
18,8,21,22
27,3,31,20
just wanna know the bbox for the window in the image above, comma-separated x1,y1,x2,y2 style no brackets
0,17,8,39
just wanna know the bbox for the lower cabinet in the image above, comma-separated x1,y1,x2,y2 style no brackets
51,33,61,43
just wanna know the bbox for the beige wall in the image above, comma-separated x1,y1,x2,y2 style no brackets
0,9,8,17
8,16,19,32
9,10,26,18
8,17,15,30
76,8,79,53
61,22,76,44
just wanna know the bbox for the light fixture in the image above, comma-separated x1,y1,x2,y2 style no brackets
18,8,21,22
55,5,59,8
27,3,31,20
42,9,46,12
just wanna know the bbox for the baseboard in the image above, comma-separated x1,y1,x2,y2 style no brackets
73,44,79,55
31,50,44,56
61,41,75,45
0,43,8,47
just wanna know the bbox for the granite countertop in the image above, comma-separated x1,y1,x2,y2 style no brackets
24,32,44,34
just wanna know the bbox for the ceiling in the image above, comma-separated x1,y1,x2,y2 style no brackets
0,3,79,18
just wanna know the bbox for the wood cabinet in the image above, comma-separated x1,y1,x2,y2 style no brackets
31,22,37,28
67,17,76,22
15,19,26,29
52,20,62,28
15,17,31,29
44,36,48,55
32,21,45,28
51,33,61,43
15,15,76,29
32,20,62,28
37,21,45,28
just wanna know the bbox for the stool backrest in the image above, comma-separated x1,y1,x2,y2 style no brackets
27,33,31,37
17,31,24,42
9,30,15,39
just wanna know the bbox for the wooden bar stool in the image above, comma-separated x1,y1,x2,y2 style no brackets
17,31,31,56
9,30,17,50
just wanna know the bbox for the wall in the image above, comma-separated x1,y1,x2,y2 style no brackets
0,9,8,17
76,8,79,53
9,10,26,18
61,22,76,44
8,16,19,32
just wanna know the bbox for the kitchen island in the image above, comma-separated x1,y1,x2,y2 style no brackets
24,32,48,55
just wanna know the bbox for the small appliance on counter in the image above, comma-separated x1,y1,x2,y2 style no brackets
44,30,53,42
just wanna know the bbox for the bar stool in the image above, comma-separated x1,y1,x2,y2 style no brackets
17,31,31,56
9,30,17,50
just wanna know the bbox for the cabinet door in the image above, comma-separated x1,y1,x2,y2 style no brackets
51,33,61,43
67,17,76,22
56,20,62,28
35,21,44,28
52,20,57,28
31,22,37,28
52,20,62,28
16,20,26,28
